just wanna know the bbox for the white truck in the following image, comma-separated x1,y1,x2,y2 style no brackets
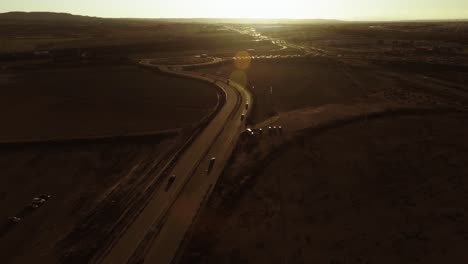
207,157,216,173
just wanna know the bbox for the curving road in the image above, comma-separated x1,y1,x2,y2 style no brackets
98,28,309,263
99,61,252,264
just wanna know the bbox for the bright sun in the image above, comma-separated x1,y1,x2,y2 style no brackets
186,0,342,19
230,0,315,19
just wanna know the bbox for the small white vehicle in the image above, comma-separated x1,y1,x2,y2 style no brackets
273,126,278,135
169,174,176,182
207,157,216,173
32,197,46,205
28,194,51,209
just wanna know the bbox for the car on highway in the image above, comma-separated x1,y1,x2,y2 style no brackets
268,126,273,135
26,194,51,210
241,114,245,121
207,157,216,173
165,174,177,192
32,197,47,206
245,103,249,110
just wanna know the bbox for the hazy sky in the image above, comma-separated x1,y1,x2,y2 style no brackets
1,0,468,20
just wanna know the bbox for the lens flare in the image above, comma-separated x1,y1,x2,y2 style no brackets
234,51,251,70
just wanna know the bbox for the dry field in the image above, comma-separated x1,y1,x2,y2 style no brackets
0,135,178,264
198,58,366,123
0,64,218,142
197,56,460,124
179,110,468,264
0,17,277,57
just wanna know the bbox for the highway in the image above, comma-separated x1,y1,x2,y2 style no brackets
99,61,252,264
99,27,308,264
226,25,327,56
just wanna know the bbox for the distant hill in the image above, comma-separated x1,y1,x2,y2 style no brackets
0,12,466,24
148,18,345,24
0,12,100,21
0,12,343,24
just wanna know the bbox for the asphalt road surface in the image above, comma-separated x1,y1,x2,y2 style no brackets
99,61,252,264
99,28,314,263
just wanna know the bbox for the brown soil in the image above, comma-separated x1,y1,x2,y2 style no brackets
0,20,277,57
179,111,468,264
197,57,452,124
0,136,175,264
0,64,218,142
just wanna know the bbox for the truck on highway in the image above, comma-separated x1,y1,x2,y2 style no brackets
207,157,216,173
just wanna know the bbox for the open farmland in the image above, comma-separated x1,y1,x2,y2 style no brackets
198,58,366,123
0,64,218,142
197,57,453,124
253,22,468,55
0,135,177,264
0,17,277,57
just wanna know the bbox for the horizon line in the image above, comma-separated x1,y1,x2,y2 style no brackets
1,11,468,23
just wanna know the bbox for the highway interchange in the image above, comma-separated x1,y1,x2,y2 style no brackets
99,60,252,264
99,26,307,264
